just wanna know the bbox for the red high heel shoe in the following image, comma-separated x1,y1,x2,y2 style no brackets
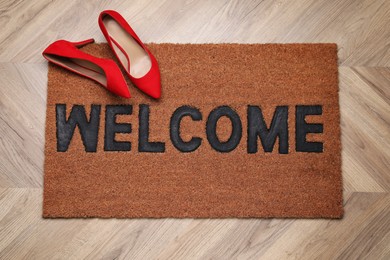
99,10,161,99
42,38,131,98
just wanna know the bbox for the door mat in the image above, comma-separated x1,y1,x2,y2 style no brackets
43,43,343,218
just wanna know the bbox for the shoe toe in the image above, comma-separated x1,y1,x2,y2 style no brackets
109,81,130,98
143,79,161,99
135,66,161,99
106,69,131,98
117,84,131,98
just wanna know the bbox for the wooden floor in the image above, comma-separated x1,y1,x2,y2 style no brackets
0,0,389,259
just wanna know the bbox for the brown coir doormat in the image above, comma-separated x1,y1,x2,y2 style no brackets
43,43,343,218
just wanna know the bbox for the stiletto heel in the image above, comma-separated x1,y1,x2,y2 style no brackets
99,10,161,99
42,38,131,98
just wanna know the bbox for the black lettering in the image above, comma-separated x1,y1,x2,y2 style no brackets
206,106,242,153
56,104,100,152
247,106,288,154
170,106,202,152
104,105,132,151
296,105,323,152
138,104,165,153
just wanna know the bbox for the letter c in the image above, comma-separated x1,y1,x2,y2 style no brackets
170,106,202,152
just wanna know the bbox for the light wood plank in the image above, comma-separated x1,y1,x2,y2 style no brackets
0,0,389,258
0,190,388,259
339,67,390,192
0,0,389,65
0,63,46,188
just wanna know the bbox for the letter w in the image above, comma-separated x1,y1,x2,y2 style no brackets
56,104,101,152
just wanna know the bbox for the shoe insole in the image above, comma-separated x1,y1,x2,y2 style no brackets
103,17,151,78
44,54,107,86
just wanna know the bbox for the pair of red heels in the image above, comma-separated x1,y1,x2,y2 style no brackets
42,10,161,99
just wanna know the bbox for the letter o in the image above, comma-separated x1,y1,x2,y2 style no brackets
206,106,242,153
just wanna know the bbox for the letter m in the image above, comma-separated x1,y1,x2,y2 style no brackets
247,105,288,154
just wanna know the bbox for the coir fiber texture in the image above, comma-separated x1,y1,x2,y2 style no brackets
43,43,343,218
